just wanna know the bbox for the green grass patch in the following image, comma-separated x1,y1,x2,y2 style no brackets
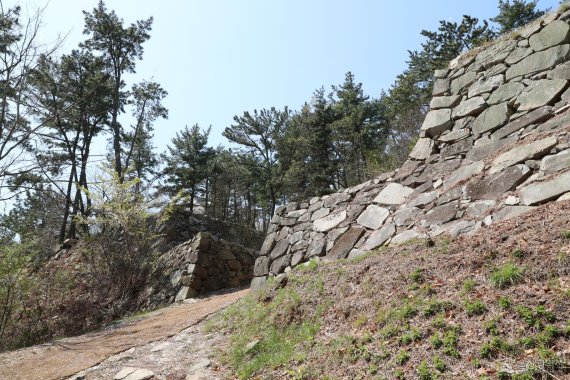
490,262,524,289
464,299,487,316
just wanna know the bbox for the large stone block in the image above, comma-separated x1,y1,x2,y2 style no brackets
409,138,435,160
490,136,558,174
270,255,292,274
269,239,290,260
452,96,487,119
520,171,570,205
253,256,270,276
465,164,531,200
491,106,553,140
506,44,570,80
529,20,570,52
373,183,414,205
451,71,477,94
471,102,513,135
514,79,567,112
540,150,570,173
487,82,526,105
430,95,461,110
421,109,452,137
312,210,347,232
364,223,396,250
326,227,366,260
468,74,504,98
432,78,451,96
356,204,390,230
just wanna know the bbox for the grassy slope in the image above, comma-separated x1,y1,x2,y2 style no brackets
207,201,570,379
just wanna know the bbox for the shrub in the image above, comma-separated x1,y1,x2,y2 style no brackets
464,299,487,316
490,263,524,289
433,355,446,372
395,349,410,365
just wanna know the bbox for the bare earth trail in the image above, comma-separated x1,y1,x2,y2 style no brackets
0,289,249,380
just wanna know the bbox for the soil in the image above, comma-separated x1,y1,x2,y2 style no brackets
0,288,248,380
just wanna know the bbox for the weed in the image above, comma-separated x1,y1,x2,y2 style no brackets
562,230,570,240
410,268,425,284
417,360,434,380
399,327,422,345
423,299,454,317
490,263,524,289
484,318,499,336
430,332,443,349
443,329,461,358
464,299,487,316
480,337,514,359
395,349,410,365
512,248,527,259
353,314,368,329
432,313,446,329
498,296,511,310
380,324,401,339
394,368,405,379
515,305,555,328
433,355,446,372
462,279,477,294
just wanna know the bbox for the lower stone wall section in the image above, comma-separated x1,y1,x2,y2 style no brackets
144,232,257,308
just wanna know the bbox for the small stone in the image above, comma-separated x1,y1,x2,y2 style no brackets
505,195,520,205
364,223,396,250
520,171,570,205
250,276,267,290
124,369,155,380
390,230,425,245
540,149,570,173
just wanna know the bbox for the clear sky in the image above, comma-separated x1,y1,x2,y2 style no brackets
6,0,561,153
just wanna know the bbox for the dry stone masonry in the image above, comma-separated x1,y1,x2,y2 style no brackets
251,10,570,289
144,232,257,308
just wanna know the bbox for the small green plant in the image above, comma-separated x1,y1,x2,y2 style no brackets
432,313,446,329
423,300,454,317
490,263,524,289
512,248,527,259
480,337,513,359
395,349,410,365
464,299,487,316
516,305,555,328
430,332,443,349
442,329,461,358
462,279,477,294
394,368,405,379
400,327,422,345
433,355,446,372
410,268,425,284
484,318,499,336
417,360,434,380
498,296,511,310
562,230,570,240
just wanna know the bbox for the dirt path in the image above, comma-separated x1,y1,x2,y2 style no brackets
0,289,248,380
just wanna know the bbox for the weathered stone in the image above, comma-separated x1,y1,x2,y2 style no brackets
491,106,553,140
291,251,304,267
259,232,277,256
409,138,435,159
520,171,570,205
540,150,570,173
518,19,543,39
514,79,567,111
472,102,513,135
437,128,471,143
269,239,290,260
408,191,437,208
306,238,326,258
310,207,330,221
548,60,570,80
390,230,424,245
434,69,449,78
327,227,366,260
287,209,307,218
536,108,570,132
279,217,297,226
250,276,267,290
253,256,270,276
364,223,396,250
505,47,534,65
476,38,517,67
441,137,474,158
327,227,349,243
466,138,509,161
373,183,414,205
286,202,299,212
468,74,504,98
421,109,452,137
312,210,347,232
490,136,558,174
465,200,496,219
115,367,137,380
491,206,535,223
356,204,390,230
175,286,198,302
487,63,508,76
323,192,351,207
288,231,304,245
487,82,526,105
393,207,421,226
430,95,461,109
444,161,485,190
394,159,421,180
270,255,291,274
506,44,570,80
452,96,487,119
308,201,322,213
451,71,477,94
437,186,462,205
432,78,451,96
419,159,463,182
421,201,459,226
529,20,570,52
466,164,531,200
120,368,155,380
558,192,570,201
293,222,313,233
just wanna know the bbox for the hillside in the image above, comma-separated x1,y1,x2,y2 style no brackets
210,200,570,379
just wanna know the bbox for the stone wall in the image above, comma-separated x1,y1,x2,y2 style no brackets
144,232,257,308
251,10,570,289
153,208,265,253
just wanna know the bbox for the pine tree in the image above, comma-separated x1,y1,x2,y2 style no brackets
492,0,546,34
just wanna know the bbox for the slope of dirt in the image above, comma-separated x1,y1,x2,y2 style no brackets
210,201,570,379
0,289,248,380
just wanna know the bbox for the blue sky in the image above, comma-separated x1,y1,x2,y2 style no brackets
8,0,561,152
